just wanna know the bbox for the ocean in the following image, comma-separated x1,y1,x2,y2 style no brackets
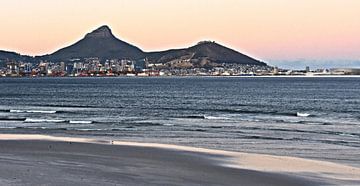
0,77,359,167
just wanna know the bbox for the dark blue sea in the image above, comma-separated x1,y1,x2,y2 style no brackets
0,77,359,167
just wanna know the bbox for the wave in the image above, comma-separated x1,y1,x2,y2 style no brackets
183,115,206,119
180,110,312,120
69,120,93,124
130,122,164,127
29,104,125,109
14,127,68,130
8,126,119,132
240,126,360,138
297,112,311,117
210,126,223,129
76,128,109,131
24,118,66,123
180,115,230,120
184,128,207,132
153,107,315,119
0,117,26,121
204,115,231,120
212,108,300,117
10,110,57,114
23,118,93,124
240,135,360,147
319,139,360,148
241,135,285,141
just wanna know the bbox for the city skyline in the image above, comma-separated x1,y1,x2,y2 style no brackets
1,0,360,68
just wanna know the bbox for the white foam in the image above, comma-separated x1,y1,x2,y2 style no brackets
24,118,65,123
204,115,230,120
69,120,93,124
10,110,57,114
297,112,311,117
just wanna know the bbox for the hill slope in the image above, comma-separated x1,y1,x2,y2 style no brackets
0,50,34,63
146,41,266,66
41,26,145,61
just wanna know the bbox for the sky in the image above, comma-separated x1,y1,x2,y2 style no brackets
0,0,359,68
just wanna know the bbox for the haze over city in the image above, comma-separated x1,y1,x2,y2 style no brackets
1,0,359,68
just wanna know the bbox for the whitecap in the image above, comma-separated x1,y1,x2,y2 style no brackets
204,115,230,120
24,118,65,123
297,112,311,117
10,110,57,114
69,120,93,124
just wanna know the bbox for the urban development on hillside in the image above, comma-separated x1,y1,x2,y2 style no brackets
1,26,359,77
2,58,360,77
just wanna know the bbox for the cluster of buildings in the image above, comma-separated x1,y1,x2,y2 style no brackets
1,59,359,77
0,58,272,77
0,58,150,77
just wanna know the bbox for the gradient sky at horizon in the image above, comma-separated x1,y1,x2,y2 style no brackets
0,0,359,65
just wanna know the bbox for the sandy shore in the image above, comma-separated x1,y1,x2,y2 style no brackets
0,134,359,186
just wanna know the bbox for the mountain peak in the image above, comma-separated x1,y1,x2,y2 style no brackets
85,25,113,38
196,41,216,45
44,25,144,61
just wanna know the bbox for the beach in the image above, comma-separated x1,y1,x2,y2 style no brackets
0,134,359,186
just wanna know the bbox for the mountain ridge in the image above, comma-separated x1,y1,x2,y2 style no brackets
0,50,34,62
1,25,266,66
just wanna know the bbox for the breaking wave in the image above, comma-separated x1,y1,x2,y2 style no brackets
23,118,93,124
180,115,230,120
203,115,231,120
69,120,93,124
10,110,57,114
297,112,311,117
24,118,66,123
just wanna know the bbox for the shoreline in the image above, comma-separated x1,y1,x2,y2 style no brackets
1,134,359,185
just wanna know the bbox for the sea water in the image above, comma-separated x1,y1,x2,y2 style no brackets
0,77,359,167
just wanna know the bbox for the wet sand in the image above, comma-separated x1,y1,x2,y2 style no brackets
0,135,359,186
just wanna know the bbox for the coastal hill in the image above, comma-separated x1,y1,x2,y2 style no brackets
40,26,145,61
147,41,266,67
0,50,34,62
1,25,266,66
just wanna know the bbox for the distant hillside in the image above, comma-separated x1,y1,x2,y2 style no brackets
40,26,145,61
0,50,34,63
146,41,266,66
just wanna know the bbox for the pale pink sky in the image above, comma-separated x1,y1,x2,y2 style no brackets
0,0,359,61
